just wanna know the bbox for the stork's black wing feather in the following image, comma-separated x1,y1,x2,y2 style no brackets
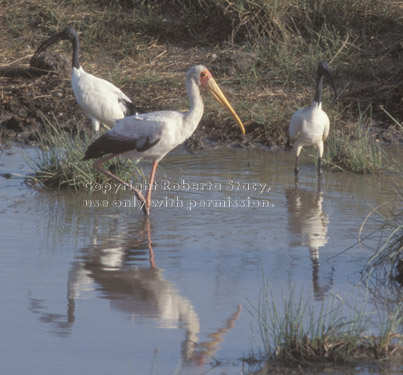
83,133,160,161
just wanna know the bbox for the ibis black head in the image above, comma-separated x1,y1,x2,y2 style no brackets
317,61,338,101
58,27,79,41
31,27,80,68
317,61,330,76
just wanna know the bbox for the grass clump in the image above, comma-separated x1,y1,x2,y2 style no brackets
323,106,384,174
26,113,140,190
360,192,403,286
249,282,402,365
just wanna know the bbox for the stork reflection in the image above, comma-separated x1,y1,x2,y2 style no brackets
30,217,241,365
286,180,334,300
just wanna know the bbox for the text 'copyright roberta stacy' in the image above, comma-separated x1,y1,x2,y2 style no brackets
83,179,275,211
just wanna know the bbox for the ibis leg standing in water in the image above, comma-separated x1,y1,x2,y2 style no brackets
288,62,338,176
31,27,137,133
83,65,245,215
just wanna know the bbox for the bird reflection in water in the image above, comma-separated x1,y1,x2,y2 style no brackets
285,179,334,300
29,217,241,365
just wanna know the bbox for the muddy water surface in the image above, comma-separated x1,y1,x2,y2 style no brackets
1,146,401,375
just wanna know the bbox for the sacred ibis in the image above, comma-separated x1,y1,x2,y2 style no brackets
31,27,137,133
83,65,245,215
288,62,338,176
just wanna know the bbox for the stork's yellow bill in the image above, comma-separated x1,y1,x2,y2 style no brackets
201,70,245,135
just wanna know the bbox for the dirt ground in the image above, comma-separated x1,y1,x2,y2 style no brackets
0,51,259,150
0,53,79,142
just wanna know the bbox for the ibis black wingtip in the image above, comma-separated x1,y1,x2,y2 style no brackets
119,98,138,117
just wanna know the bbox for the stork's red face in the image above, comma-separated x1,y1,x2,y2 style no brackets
199,69,245,135
200,69,213,87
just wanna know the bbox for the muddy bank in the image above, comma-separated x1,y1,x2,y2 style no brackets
0,53,81,144
0,53,274,150
0,61,246,149
0,52,401,150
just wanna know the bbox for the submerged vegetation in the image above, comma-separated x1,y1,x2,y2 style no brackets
249,282,402,366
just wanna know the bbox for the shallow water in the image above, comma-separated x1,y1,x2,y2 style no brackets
0,146,401,375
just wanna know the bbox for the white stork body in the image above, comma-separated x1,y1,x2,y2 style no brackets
32,27,137,133
83,65,245,215
288,62,337,176
107,111,199,163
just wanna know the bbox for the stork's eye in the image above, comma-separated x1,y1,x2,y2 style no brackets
199,70,210,86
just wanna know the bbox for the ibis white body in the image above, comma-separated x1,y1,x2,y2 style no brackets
289,102,330,162
71,66,135,132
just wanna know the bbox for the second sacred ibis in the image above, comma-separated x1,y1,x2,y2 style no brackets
288,62,338,176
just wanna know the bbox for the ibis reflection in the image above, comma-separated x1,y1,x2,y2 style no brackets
286,180,334,300
30,217,241,365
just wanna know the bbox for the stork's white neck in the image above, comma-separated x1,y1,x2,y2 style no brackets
183,74,204,134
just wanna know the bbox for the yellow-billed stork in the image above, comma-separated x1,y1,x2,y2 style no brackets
288,62,338,176
83,65,245,215
31,27,137,133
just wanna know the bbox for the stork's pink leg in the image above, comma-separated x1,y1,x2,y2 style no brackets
145,161,158,213
93,154,148,215
144,217,155,268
